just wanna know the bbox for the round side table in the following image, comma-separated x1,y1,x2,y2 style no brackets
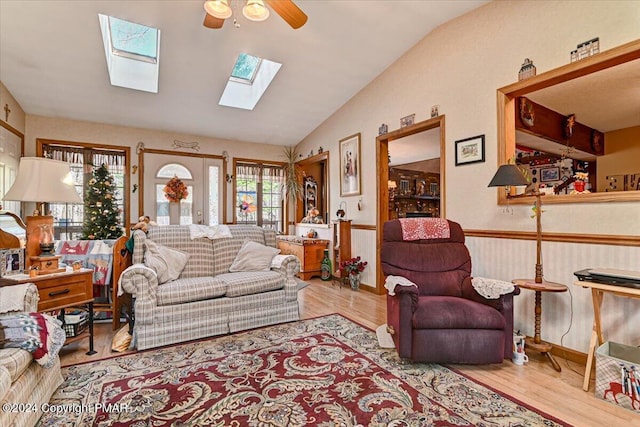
512,278,567,372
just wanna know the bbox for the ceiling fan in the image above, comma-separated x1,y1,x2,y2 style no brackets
203,0,308,30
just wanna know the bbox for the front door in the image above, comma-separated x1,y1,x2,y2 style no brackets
143,153,223,225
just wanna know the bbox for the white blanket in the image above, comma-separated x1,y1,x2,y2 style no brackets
384,275,418,296
0,283,31,313
188,224,232,240
117,264,157,296
472,277,515,299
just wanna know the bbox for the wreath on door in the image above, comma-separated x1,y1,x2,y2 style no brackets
163,176,189,203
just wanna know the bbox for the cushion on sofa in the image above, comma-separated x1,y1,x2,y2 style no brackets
217,271,285,297
144,240,190,283
156,277,228,306
228,240,280,272
0,348,31,382
0,365,10,402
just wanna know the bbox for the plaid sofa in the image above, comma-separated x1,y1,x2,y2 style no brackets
0,284,64,427
120,225,301,350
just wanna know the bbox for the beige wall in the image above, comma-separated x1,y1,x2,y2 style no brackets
0,81,26,134
25,114,288,223
296,0,640,352
597,126,640,191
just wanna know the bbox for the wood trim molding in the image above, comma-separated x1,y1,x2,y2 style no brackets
140,148,227,223
376,116,446,295
465,229,640,247
36,138,131,232
0,120,24,157
496,39,640,206
352,223,376,231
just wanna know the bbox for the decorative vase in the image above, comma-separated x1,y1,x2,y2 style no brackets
574,181,586,192
169,201,181,225
349,273,360,291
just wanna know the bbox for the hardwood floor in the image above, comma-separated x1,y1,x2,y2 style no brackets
59,279,639,427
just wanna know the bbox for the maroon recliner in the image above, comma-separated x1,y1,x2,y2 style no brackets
381,219,519,364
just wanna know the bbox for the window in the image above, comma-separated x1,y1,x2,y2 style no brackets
98,14,161,93
41,144,127,239
235,162,284,232
219,53,282,110
155,163,193,225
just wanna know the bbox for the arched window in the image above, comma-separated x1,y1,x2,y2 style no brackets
156,164,192,179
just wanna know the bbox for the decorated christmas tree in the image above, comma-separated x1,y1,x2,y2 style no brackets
82,164,124,240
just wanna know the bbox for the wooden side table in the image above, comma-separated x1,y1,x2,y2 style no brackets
1,269,96,355
512,278,567,371
573,279,640,391
277,236,329,280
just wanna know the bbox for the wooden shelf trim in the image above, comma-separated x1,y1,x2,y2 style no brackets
465,229,640,247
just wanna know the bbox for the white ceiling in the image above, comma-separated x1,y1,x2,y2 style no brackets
0,0,487,146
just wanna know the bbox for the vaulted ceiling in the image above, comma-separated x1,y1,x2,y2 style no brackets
0,0,487,146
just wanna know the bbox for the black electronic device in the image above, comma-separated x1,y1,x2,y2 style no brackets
574,268,640,289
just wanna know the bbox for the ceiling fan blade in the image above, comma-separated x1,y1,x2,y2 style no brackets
203,13,225,29
265,0,308,29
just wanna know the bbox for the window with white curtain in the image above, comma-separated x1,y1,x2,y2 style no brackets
42,144,127,239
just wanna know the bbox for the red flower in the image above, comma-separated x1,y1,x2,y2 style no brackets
339,256,367,275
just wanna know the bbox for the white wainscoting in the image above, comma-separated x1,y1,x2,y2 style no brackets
352,227,377,290
466,236,640,353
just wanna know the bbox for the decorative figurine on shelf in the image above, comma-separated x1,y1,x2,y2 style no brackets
564,114,576,139
336,201,346,220
378,123,388,135
301,207,323,224
518,58,537,81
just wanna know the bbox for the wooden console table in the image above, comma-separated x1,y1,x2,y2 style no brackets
512,278,567,371
277,236,329,280
1,268,96,355
573,280,640,391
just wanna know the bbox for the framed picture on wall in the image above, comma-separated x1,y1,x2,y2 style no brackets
455,135,485,166
339,133,362,196
540,167,560,182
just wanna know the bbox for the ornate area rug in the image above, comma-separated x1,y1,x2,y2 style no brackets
39,315,570,426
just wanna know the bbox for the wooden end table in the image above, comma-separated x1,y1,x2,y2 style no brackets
1,268,96,355
512,278,567,372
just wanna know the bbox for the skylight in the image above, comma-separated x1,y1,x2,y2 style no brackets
230,53,262,84
98,14,160,93
219,53,281,110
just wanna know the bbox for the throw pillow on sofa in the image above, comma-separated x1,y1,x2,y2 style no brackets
143,240,189,283
229,240,280,272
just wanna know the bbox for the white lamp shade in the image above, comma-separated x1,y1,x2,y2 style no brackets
243,0,270,21
3,157,82,204
204,0,233,19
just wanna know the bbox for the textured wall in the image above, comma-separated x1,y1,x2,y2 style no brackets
296,0,640,351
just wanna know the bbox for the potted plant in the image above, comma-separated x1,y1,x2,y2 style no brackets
339,256,368,290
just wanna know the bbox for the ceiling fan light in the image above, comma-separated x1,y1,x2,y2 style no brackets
204,0,232,19
243,0,270,22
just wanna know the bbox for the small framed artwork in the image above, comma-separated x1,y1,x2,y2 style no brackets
400,114,415,128
540,167,560,182
339,133,362,196
455,134,485,166
0,248,24,277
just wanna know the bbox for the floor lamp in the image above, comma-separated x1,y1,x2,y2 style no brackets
3,157,82,270
488,163,566,372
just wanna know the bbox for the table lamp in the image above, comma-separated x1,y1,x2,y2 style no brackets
3,157,81,264
488,164,545,283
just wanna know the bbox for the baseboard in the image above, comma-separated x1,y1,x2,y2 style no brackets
532,338,588,366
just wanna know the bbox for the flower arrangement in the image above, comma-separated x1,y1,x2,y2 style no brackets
574,172,589,182
339,256,368,276
163,176,189,203
239,194,257,214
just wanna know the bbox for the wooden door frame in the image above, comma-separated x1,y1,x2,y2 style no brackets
139,149,227,223
375,116,446,294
